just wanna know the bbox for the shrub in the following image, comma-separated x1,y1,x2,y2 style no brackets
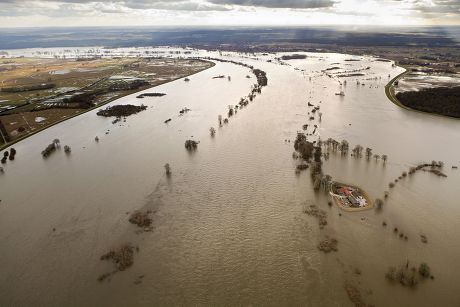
185,140,198,151
375,198,383,209
419,263,431,278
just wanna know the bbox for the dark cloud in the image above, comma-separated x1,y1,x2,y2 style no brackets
0,0,458,23
208,0,336,9
121,0,230,11
0,0,231,14
0,0,336,10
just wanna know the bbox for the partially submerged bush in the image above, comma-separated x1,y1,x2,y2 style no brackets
318,237,338,253
9,148,16,160
185,140,199,151
386,261,433,288
375,198,384,210
129,211,152,228
164,163,171,176
305,204,327,229
418,263,431,278
100,244,135,272
41,141,57,158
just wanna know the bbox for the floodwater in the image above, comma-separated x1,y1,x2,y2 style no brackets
1,49,460,307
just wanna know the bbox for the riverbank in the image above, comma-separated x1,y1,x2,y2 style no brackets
384,68,409,110
0,60,215,151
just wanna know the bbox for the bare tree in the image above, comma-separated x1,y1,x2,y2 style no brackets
218,115,223,127
365,147,372,159
164,163,171,176
382,154,388,164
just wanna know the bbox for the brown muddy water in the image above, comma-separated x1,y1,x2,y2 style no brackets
1,49,460,306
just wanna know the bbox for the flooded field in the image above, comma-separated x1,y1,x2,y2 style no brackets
396,71,460,93
1,48,460,306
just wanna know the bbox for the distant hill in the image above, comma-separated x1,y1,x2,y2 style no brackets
0,26,458,50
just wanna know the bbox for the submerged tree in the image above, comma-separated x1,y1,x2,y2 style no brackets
218,115,223,127
313,173,322,190
340,140,349,155
164,163,171,176
185,140,199,151
294,133,314,161
375,198,384,210
210,127,216,137
352,145,363,157
384,191,390,199
382,154,388,164
228,105,234,117
365,147,373,160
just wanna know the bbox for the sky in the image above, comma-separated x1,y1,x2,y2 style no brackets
0,0,459,27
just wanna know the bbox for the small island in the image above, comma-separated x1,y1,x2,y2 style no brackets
136,92,166,99
329,182,373,211
96,104,147,117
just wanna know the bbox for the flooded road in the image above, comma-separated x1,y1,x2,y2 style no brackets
1,49,460,306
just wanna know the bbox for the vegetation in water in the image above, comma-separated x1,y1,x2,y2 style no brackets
185,140,199,151
385,261,433,288
96,104,147,117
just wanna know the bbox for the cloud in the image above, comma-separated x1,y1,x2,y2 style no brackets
0,0,458,25
0,0,230,15
207,0,335,8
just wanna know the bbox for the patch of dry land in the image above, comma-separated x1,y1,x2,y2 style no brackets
330,182,373,211
0,57,214,148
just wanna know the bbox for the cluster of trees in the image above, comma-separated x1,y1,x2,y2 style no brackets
211,64,268,132
96,104,147,117
321,137,388,164
396,86,460,118
136,92,166,99
293,132,332,191
199,57,268,88
41,139,60,158
209,127,216,137
1,147,16,164
252,69,268,87
185,140,199,151
386,261,433,288
280,54,307,60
